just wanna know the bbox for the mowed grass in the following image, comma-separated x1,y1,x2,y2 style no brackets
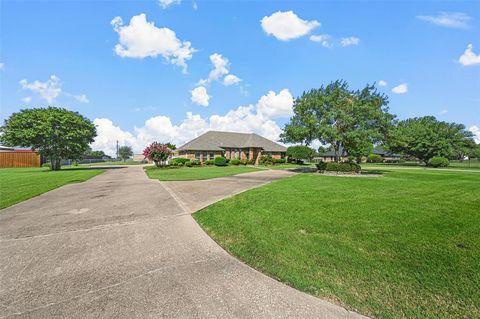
194,168,480,318
145,165,264,181
0,167,104,209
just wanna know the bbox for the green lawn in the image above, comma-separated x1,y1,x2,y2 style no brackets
194,168,480,318
145,165,264,181
259,163,316,170
0,167,104,209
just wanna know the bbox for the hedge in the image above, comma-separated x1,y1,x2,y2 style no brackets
316,161,361,173
214,156,228,166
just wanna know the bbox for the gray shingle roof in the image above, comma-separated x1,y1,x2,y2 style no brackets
177,131,287,152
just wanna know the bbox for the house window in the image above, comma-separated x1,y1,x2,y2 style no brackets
209,153,214,160
202,152,207,161
195,152,200,160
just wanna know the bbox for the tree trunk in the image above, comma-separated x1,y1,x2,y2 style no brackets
50,157,61,170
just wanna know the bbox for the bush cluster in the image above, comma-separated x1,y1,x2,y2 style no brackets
184,161,193,167
171,157,190,165
427,156,449,168
317,161,361,173
273,158,286,164
259,155,273,165
204,159,214,165
367,154,383,163
214,156,228,166
230,159,241,165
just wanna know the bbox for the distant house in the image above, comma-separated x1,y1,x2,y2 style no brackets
176,131,287,164
315,146,401,162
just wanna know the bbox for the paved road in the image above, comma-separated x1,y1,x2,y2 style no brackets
0,166,366,318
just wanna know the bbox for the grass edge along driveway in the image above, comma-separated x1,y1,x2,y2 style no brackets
144,165,264,181
193,168,479,319
0,167,104,209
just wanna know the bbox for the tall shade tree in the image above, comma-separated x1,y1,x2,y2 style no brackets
387,116,475,163
0,107,96,170
118,146,133,161
281,80,395,162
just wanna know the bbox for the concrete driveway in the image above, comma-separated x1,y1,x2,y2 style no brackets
0,166,366,318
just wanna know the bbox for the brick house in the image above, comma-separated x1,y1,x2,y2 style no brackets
175,131,286,164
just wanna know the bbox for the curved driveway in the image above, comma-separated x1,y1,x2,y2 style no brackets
0,166,366,318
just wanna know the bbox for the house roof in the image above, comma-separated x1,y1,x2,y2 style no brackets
177,131,287,152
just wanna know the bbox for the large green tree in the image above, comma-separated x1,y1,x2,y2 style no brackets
0,107,96,170
387,116,475,163
281,80,395,162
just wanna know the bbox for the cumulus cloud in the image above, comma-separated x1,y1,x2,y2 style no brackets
74,94,90,103
341,36,360,47
261,11,320,41
111,13,195,72
470,125,480,143
439,109,448,115
0,63,4,70
199,53,242,86
378,80,388,87
392,83,408,94
458,44,480,66
416,12,471,29
19,75,62,104
309,34,332,48
223,74,242,86
158,0,181,9
92,89,294,156
191,86,210,106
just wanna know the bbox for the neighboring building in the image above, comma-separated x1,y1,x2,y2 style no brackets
315,146,401,162
0,146,41,168
175,131,287,164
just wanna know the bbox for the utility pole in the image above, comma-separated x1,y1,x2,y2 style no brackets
116,140,119,160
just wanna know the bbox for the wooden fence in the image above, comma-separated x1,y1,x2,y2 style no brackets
0,152,41,168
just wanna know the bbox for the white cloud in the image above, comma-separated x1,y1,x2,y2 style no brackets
416,12,471,29
378,80,387,87
0,63,4,70
341,36,360,47
257,89,294,118
392,83,408,94
92,89,294,156
439,109,448,115
208,53,230,82
223,74,242,86
469,125,480,144
458,44,480,66
111,13,195,73
21,96,32,104
158,0,181,9
74,94,90,103
191,86,210,106
19,75,62,104
309,34,332,48
261,11,320,41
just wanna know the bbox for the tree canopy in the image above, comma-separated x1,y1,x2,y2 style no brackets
0,107,96,170
118,146,133,161
387,116,476,163
281,80,394,162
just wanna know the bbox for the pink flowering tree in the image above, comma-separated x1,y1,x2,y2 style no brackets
143,142,172,167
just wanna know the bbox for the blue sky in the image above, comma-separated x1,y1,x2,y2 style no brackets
1,0,479,155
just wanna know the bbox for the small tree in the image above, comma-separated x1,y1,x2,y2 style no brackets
118,146,133,161
143,142,172,167
287,145,314,163
0,107,96,170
